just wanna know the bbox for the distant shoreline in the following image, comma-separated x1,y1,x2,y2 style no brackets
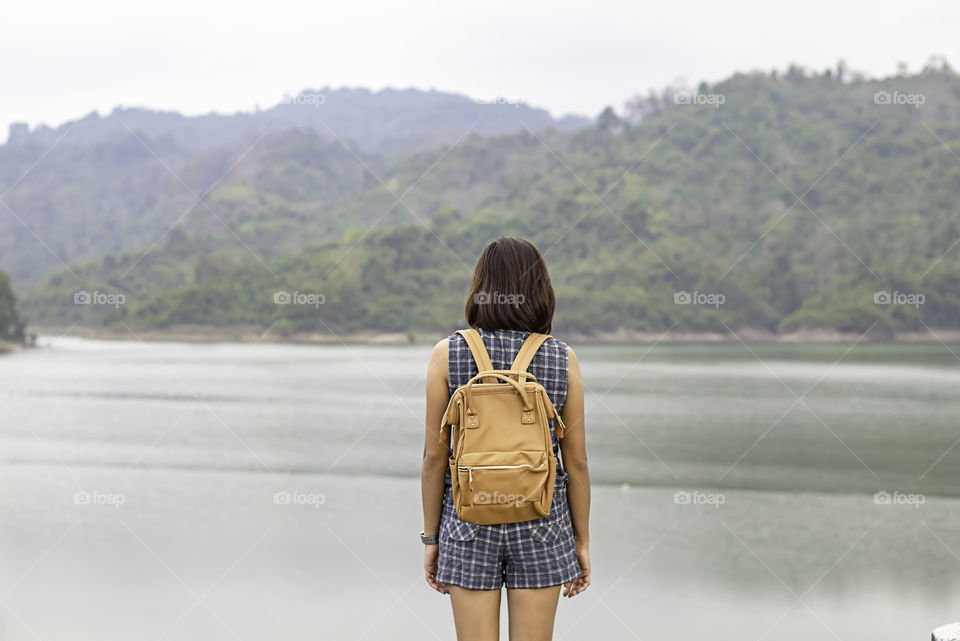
0,339,24,353
23,324,960,345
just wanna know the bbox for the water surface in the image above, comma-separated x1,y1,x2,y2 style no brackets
1,336,958,640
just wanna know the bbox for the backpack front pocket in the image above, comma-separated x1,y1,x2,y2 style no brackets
456,450,550,512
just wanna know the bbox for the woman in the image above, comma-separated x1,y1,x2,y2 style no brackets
421,237,591,641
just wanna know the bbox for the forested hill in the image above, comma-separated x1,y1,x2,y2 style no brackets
15,61,960,336
0,88,587,286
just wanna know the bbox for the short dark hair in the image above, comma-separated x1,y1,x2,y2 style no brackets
465,237,555,334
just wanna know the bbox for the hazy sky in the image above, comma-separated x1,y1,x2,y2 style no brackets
1,0,958,141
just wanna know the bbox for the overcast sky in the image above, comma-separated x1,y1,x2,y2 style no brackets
1,0,958,142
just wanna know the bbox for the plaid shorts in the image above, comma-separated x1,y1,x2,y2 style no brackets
436,483,581,590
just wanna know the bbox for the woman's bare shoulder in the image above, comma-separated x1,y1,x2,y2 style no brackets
427,338,450,381
431,337,450,356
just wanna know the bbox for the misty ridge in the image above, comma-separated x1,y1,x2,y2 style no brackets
5,86,589,154
2,57,959,339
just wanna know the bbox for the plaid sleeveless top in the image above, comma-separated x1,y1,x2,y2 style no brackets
445,328,569,487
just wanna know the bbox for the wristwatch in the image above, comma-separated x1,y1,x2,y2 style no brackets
420,530,438,545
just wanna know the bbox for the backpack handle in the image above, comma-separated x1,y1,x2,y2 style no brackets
437,371,543,438
471,368,538,384
463,371,534,415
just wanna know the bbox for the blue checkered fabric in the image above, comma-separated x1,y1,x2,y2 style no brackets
436,483,581,590
436,328,581,590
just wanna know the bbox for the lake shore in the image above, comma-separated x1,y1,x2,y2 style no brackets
0,339,24,353
23,323,960,345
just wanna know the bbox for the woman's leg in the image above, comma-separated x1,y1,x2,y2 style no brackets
506,586,561,641
449,585,502,641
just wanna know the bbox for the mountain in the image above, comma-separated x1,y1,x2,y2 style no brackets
14,60,960,336
0,88,590,286
5,87,590,154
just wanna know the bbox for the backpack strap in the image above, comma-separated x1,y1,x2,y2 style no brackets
456,329,497,383
510,333,552,376
511,333,566,438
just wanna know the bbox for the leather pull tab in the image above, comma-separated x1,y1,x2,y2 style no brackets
440,393,461,431
554,414,566,438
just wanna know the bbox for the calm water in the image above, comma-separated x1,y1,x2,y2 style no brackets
1,336,959,640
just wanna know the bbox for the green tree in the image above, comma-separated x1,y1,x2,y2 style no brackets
0,270,24,341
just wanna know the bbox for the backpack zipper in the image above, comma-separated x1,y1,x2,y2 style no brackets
457,462,546,489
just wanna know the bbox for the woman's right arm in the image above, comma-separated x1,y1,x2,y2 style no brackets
560,346,591,596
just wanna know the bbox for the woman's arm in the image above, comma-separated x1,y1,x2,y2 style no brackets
421,338,450,535
561,346,590,545
421,338,450,593
560,346,591,596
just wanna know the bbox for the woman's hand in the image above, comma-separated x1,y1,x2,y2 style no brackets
424,544,449,594
562,544,591,597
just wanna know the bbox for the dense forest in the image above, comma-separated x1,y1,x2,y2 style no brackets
0,88,584,285
9,59,960,336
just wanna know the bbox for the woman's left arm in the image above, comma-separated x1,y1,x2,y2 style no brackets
421,338,450,593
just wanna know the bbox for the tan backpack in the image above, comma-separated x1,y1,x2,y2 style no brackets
440,329,566,525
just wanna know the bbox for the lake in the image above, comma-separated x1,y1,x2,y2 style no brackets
1,336,959,640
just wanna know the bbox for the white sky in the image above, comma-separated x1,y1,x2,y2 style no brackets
1,0,958,141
